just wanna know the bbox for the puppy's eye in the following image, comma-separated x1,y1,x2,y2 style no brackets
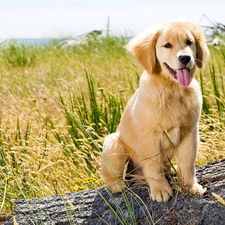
186,40,192,45
164,43,172,48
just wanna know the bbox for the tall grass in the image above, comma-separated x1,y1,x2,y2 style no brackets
1,44,37,67
0,35,224,216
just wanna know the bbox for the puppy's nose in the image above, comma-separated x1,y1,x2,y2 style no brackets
178,55,191,65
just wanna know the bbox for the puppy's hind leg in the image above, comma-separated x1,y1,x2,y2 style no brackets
101,133,129,193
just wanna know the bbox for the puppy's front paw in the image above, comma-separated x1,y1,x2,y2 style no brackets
150,184,173,202
190,183,206,195
107,180,127,193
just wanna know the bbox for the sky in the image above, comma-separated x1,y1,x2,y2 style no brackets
0,0,225,39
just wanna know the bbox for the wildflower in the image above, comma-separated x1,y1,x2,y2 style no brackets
73,185,85,191
4,176,13,181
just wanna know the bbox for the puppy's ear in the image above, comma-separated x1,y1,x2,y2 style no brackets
196,37,210,68
127,25,163,74
185,22,210,68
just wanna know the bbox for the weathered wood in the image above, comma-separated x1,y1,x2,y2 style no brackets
4,159,225,225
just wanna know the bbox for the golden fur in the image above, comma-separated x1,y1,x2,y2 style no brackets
101,21,210,202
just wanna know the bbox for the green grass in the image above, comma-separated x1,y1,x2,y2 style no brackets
1,44,37,68
0,35,224,217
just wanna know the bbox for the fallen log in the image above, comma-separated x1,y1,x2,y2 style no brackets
4,159,225,225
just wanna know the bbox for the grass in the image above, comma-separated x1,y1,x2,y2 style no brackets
0,34,224,218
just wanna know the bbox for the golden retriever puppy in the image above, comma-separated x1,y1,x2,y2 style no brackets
101,21,210,202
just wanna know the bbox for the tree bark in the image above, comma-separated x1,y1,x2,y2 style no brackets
4,159,225,225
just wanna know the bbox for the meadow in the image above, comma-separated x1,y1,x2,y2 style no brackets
0,35,224,215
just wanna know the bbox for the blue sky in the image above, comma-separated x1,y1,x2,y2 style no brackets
1,0,225,38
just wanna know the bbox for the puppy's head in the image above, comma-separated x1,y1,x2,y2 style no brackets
127,21,210,86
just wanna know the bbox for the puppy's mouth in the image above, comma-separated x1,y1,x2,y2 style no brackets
164,63,191,86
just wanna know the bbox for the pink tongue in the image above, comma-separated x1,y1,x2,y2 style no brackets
175,68,191,86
